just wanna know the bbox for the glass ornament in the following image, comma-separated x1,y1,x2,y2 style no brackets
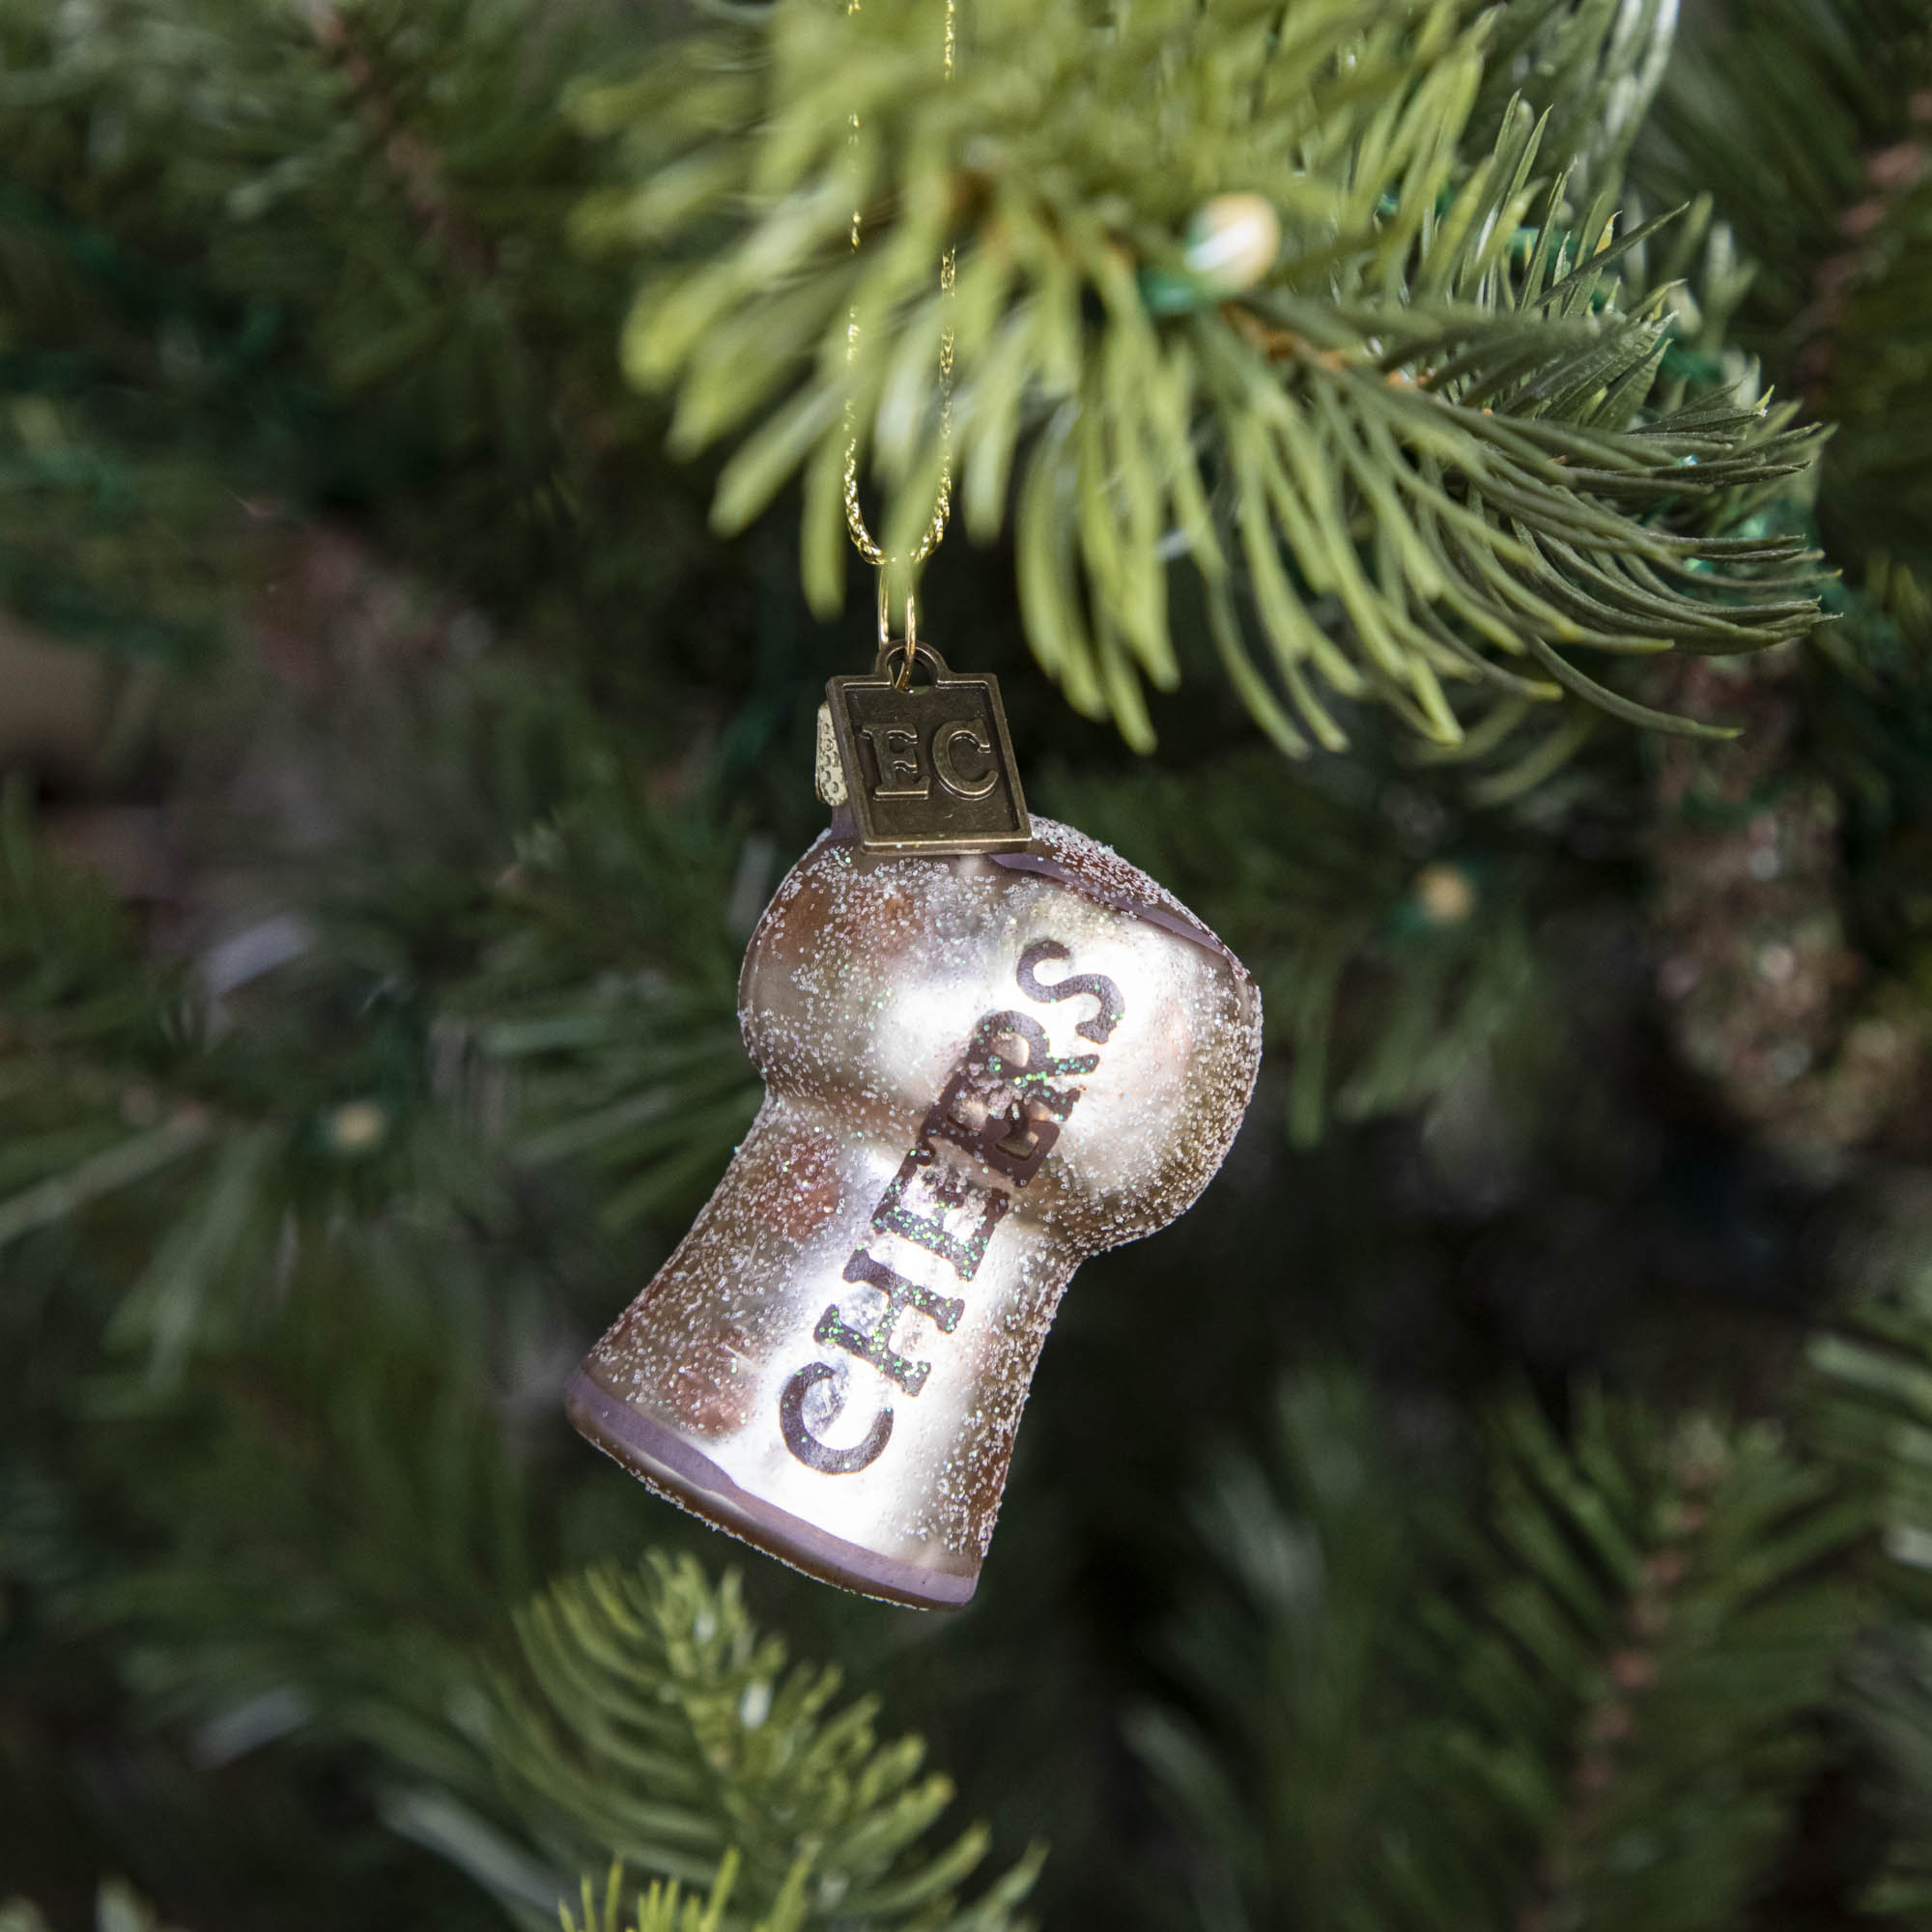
568,812,1262,1607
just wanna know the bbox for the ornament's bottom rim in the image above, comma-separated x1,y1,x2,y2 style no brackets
564,1368,979,1611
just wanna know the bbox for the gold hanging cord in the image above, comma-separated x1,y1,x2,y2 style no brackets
843,0,956,686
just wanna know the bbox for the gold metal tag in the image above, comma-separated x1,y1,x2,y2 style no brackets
826,642,1031,854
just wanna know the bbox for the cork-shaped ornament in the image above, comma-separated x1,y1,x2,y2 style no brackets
567,784,1263,1607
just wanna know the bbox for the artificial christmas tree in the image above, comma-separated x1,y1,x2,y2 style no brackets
9,1,1932,1927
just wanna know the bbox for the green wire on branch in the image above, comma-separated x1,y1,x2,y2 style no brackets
572,0,1827,753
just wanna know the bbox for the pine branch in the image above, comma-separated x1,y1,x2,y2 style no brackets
562,1853,810,1932
1844,1625,1932,1919
491,1555,1044,1929
0,659,757,1374
1139,1367,1868,1930
0,1883,190,1932
1808,1251,1932,1593
0,0,651,649
0,0,601,454
1803,1238,1932,1915
579,0,1825,753
312,2,498,284
1126,1371,1419,1930
1642,0,1932,582
1642,0,1931,374
1468,0,1678,188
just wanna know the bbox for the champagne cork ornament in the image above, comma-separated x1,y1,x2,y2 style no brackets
568,793,1262,1607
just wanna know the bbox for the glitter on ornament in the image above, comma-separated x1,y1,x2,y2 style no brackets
567,814,1263,1609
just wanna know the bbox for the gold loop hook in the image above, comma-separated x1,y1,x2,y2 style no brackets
878,578,921,689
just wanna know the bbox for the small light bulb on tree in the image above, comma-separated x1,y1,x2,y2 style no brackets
1181,191,1281,296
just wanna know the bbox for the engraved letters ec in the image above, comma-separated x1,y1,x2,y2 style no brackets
825,641,1030,853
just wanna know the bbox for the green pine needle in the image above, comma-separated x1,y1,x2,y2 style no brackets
1139,1369,1868,1930
493,1555,1044,1929
580,0,1826,751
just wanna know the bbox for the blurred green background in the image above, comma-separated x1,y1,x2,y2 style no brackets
10,2,1932,1928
